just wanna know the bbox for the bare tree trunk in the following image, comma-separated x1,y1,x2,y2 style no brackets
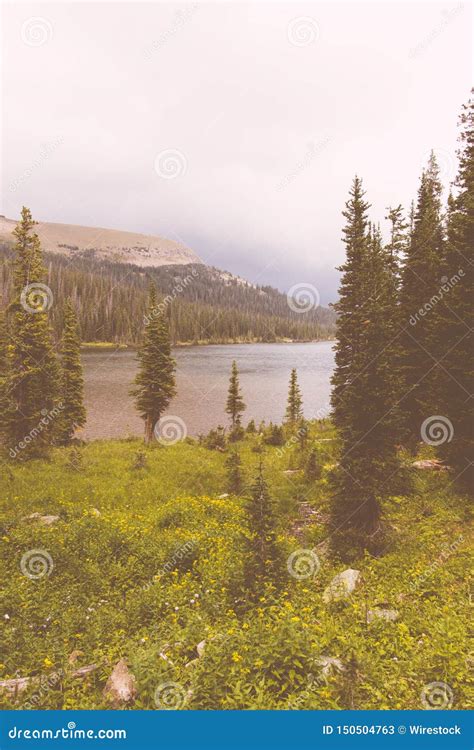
144,415,154,445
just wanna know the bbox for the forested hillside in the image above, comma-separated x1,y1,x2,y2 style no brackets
0,247,335,345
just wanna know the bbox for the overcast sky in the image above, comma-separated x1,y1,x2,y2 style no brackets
1,1,471,303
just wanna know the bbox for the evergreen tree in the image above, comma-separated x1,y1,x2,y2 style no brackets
242,465,284,600
3,208,60,458
385,204,409,286
57,299,86,444
398,154,445,448
225,450,244,494
285,368,303,423
435,95,474,490
131,282,176,444
330,177,371,430
330,223,402,560
305,449,322,481
225,360,245,432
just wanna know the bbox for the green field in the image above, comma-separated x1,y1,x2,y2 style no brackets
0,423,472,710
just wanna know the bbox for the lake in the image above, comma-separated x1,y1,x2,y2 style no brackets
81,341,335,440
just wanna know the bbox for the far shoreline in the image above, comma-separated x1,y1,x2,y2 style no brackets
80,338,336,352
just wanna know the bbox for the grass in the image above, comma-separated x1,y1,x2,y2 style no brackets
0,422,472,710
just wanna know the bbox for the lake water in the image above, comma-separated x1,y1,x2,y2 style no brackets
81,341,335,440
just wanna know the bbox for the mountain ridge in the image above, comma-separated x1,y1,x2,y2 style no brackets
0,214,201,268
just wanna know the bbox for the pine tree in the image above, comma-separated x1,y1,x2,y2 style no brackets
305,449,322,481
330,223,402,560
331,177,371,430
385,204,409,286
131,282,176,444
285,368,303,423
398,154,445,448
3,208,60,459
57,299,86,444
225,360,245,433
225,450,244,494
435,95,474,490
242,464,284,599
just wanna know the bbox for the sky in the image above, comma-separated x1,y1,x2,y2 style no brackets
1,1,472,303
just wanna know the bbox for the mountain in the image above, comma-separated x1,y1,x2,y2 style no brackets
0,215,201,268
0,215,336,345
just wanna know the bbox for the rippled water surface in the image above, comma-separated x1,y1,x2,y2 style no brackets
82,341,335,439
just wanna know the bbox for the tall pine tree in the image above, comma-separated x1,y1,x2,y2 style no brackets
3,208,60,458
131,282,176,444
330,221,402,560
331,177,371,430
57,299,86,444
226,360,245,431
285,368,303,424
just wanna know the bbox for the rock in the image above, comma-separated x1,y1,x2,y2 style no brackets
218,494,229,499
196,639,206,658
23,513,60,525
315,656,344,677
412,459,447,471
367,608,399,623
323,569,360,603
103,659,136,706
283,470,300,475
0,676,31,694
90,508,101,516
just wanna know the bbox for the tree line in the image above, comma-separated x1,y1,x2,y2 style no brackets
0,248,336,346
